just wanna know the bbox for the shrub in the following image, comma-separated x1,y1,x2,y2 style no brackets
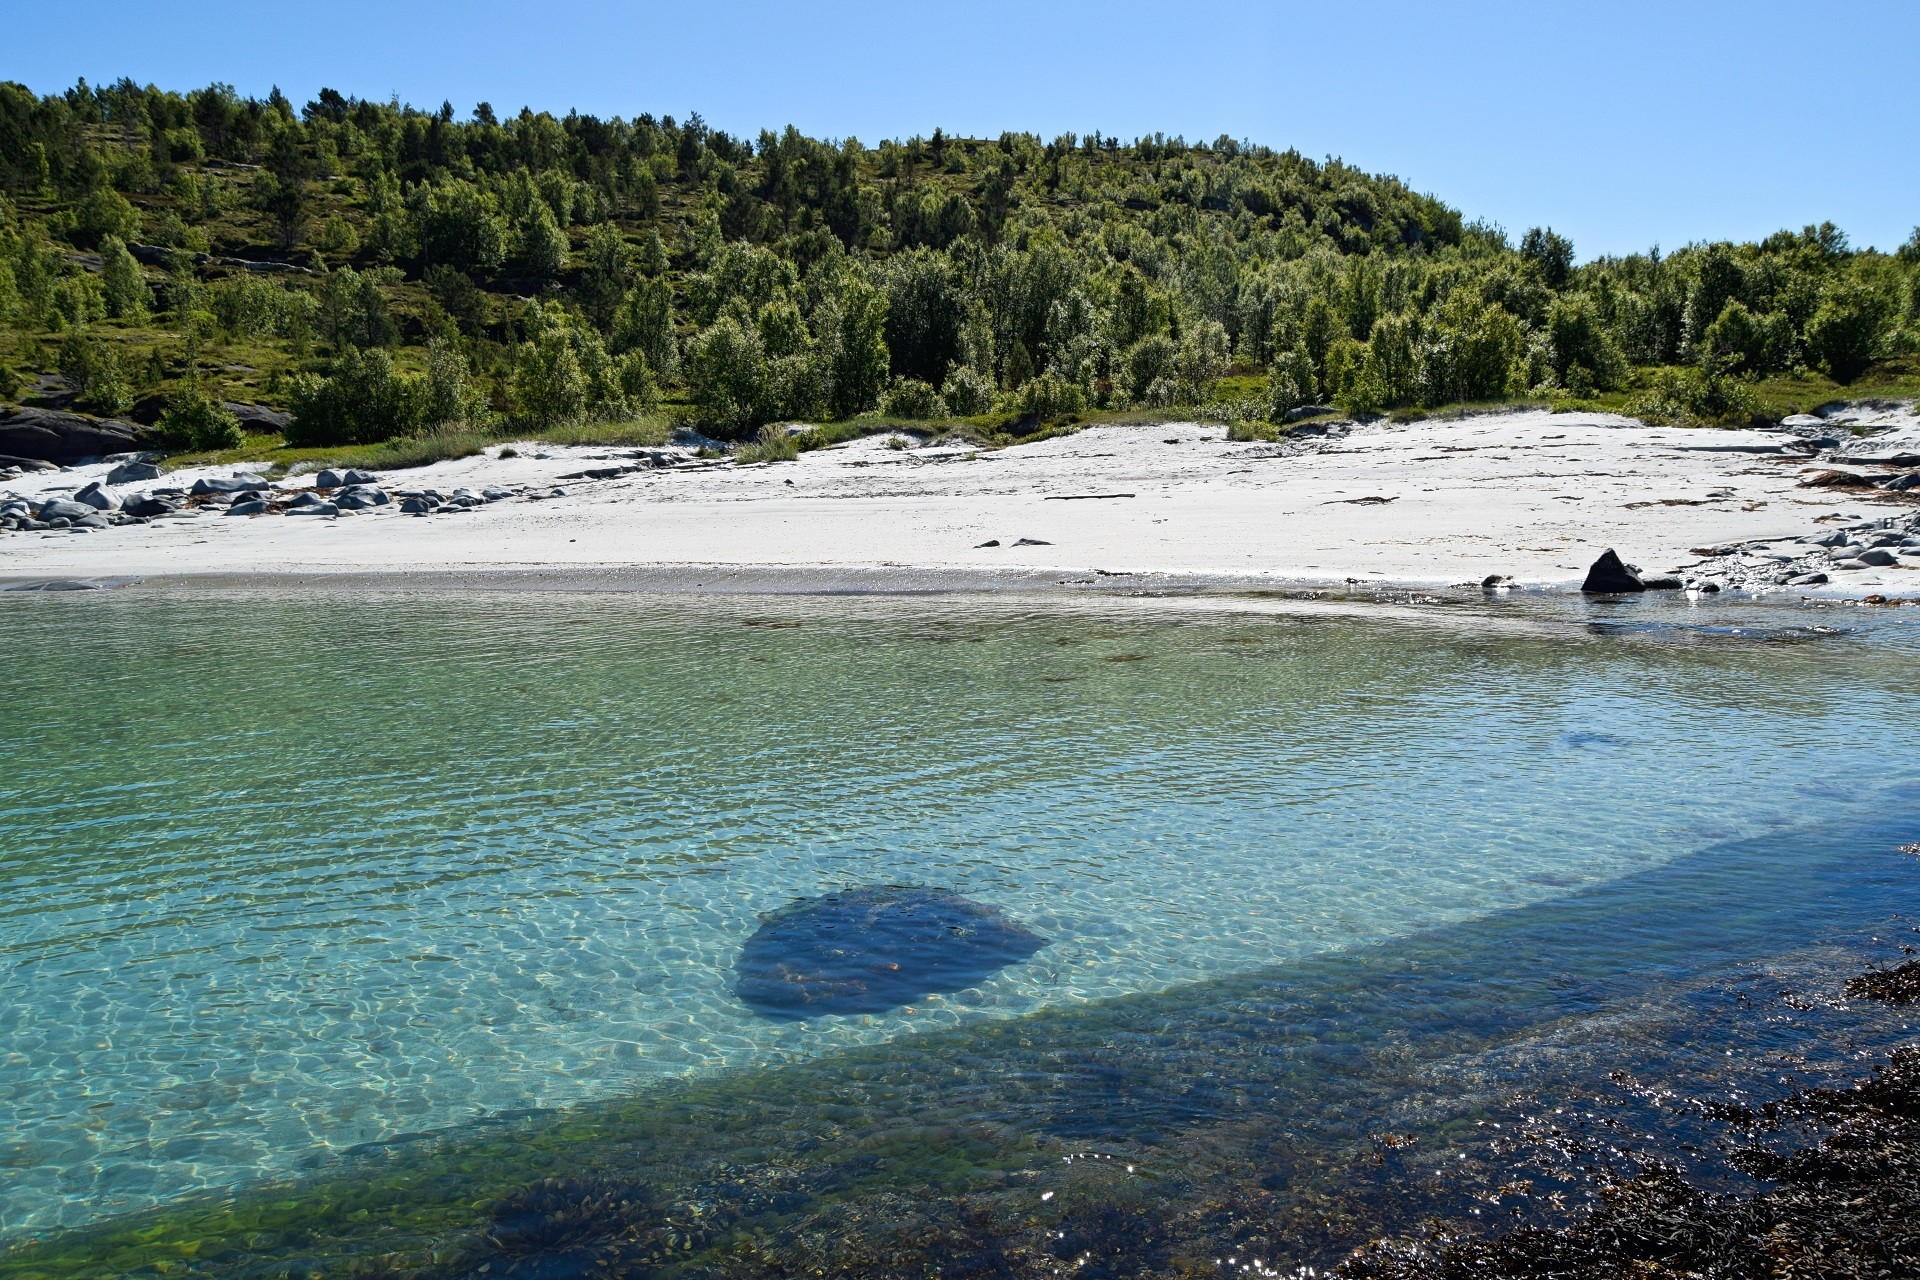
1266,349,1317,419
158,390,243,452
1122,334,1177,402
1001,371,1085,424
1628,366,1760,427
286,348,423,446
880,377,946,419
940,366,995,416
1698,300,1792,377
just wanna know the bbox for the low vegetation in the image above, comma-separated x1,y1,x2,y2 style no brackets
3,78,1920,478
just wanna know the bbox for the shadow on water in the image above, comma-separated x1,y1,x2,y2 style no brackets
6,789,1918,1279
733,886,1050,1020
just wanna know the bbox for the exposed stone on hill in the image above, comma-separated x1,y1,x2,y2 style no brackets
0,408,154,464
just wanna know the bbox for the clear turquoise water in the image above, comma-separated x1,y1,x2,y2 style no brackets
1,590,1917,1248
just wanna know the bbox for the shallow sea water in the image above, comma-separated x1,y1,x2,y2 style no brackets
1,589,1917,1257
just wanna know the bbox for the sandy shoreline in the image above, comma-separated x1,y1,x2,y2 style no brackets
4,407,1918,596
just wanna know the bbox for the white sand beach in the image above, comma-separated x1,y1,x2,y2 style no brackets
4,408,1918,595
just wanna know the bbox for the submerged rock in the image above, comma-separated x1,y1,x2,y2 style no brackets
734,885,1048,1019
1581,548,1645,594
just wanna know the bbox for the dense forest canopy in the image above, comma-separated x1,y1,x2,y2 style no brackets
1,77,1916,453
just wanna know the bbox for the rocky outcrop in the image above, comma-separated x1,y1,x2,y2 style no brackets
0,407,155,464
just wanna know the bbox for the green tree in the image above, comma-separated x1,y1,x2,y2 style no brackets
519,201,568,284
580,222,631,327
611,277,679,379
319,267,397,350
1698,299,1789,376
686,315,770,433
1173,319,1229,401
99,235,151,320
824,277,889,418
58,330,132,415
286,347,422,445
1803,282,1890,383
70,187,140,248
1519,226,1574,290
1366,312,1420,406
421,338,487,428
882,248,966,386
412,180,507,276
1545,295,1626,390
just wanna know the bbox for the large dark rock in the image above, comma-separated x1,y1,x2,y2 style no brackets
734,885,1049,1020
122,494,179,518
0,408,154,464
190,474,270,495
1582,549,1645,594
223,402,292,432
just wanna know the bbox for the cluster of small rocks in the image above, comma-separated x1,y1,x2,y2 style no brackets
1675,509,1920,590
395,485,517,515
1,476,192,531
558,449,721,481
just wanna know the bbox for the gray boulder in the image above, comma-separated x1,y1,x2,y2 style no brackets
287,501,337,516
190,474,269,495
334,486,389,510
0,407,155,464
106,460,163,485
1856,548,1898,567
399,496,436,514
226,499,268,516
74,481,120,511
1581,548,1645,593
668,426,728,451
72,512,109,529
315,468,378,489
122,494,179,518
36,498,96,522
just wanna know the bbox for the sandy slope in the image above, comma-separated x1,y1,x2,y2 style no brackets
3,408,1917,593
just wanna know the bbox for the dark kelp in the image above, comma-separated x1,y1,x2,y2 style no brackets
733,885,1049,1018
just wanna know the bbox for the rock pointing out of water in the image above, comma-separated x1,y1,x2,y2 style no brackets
1581,548,1645,594
733,885,1048,1019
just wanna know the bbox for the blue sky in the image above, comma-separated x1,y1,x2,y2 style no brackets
6,0,1917,260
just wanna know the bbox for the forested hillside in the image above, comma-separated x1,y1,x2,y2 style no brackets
2,78,1917,462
